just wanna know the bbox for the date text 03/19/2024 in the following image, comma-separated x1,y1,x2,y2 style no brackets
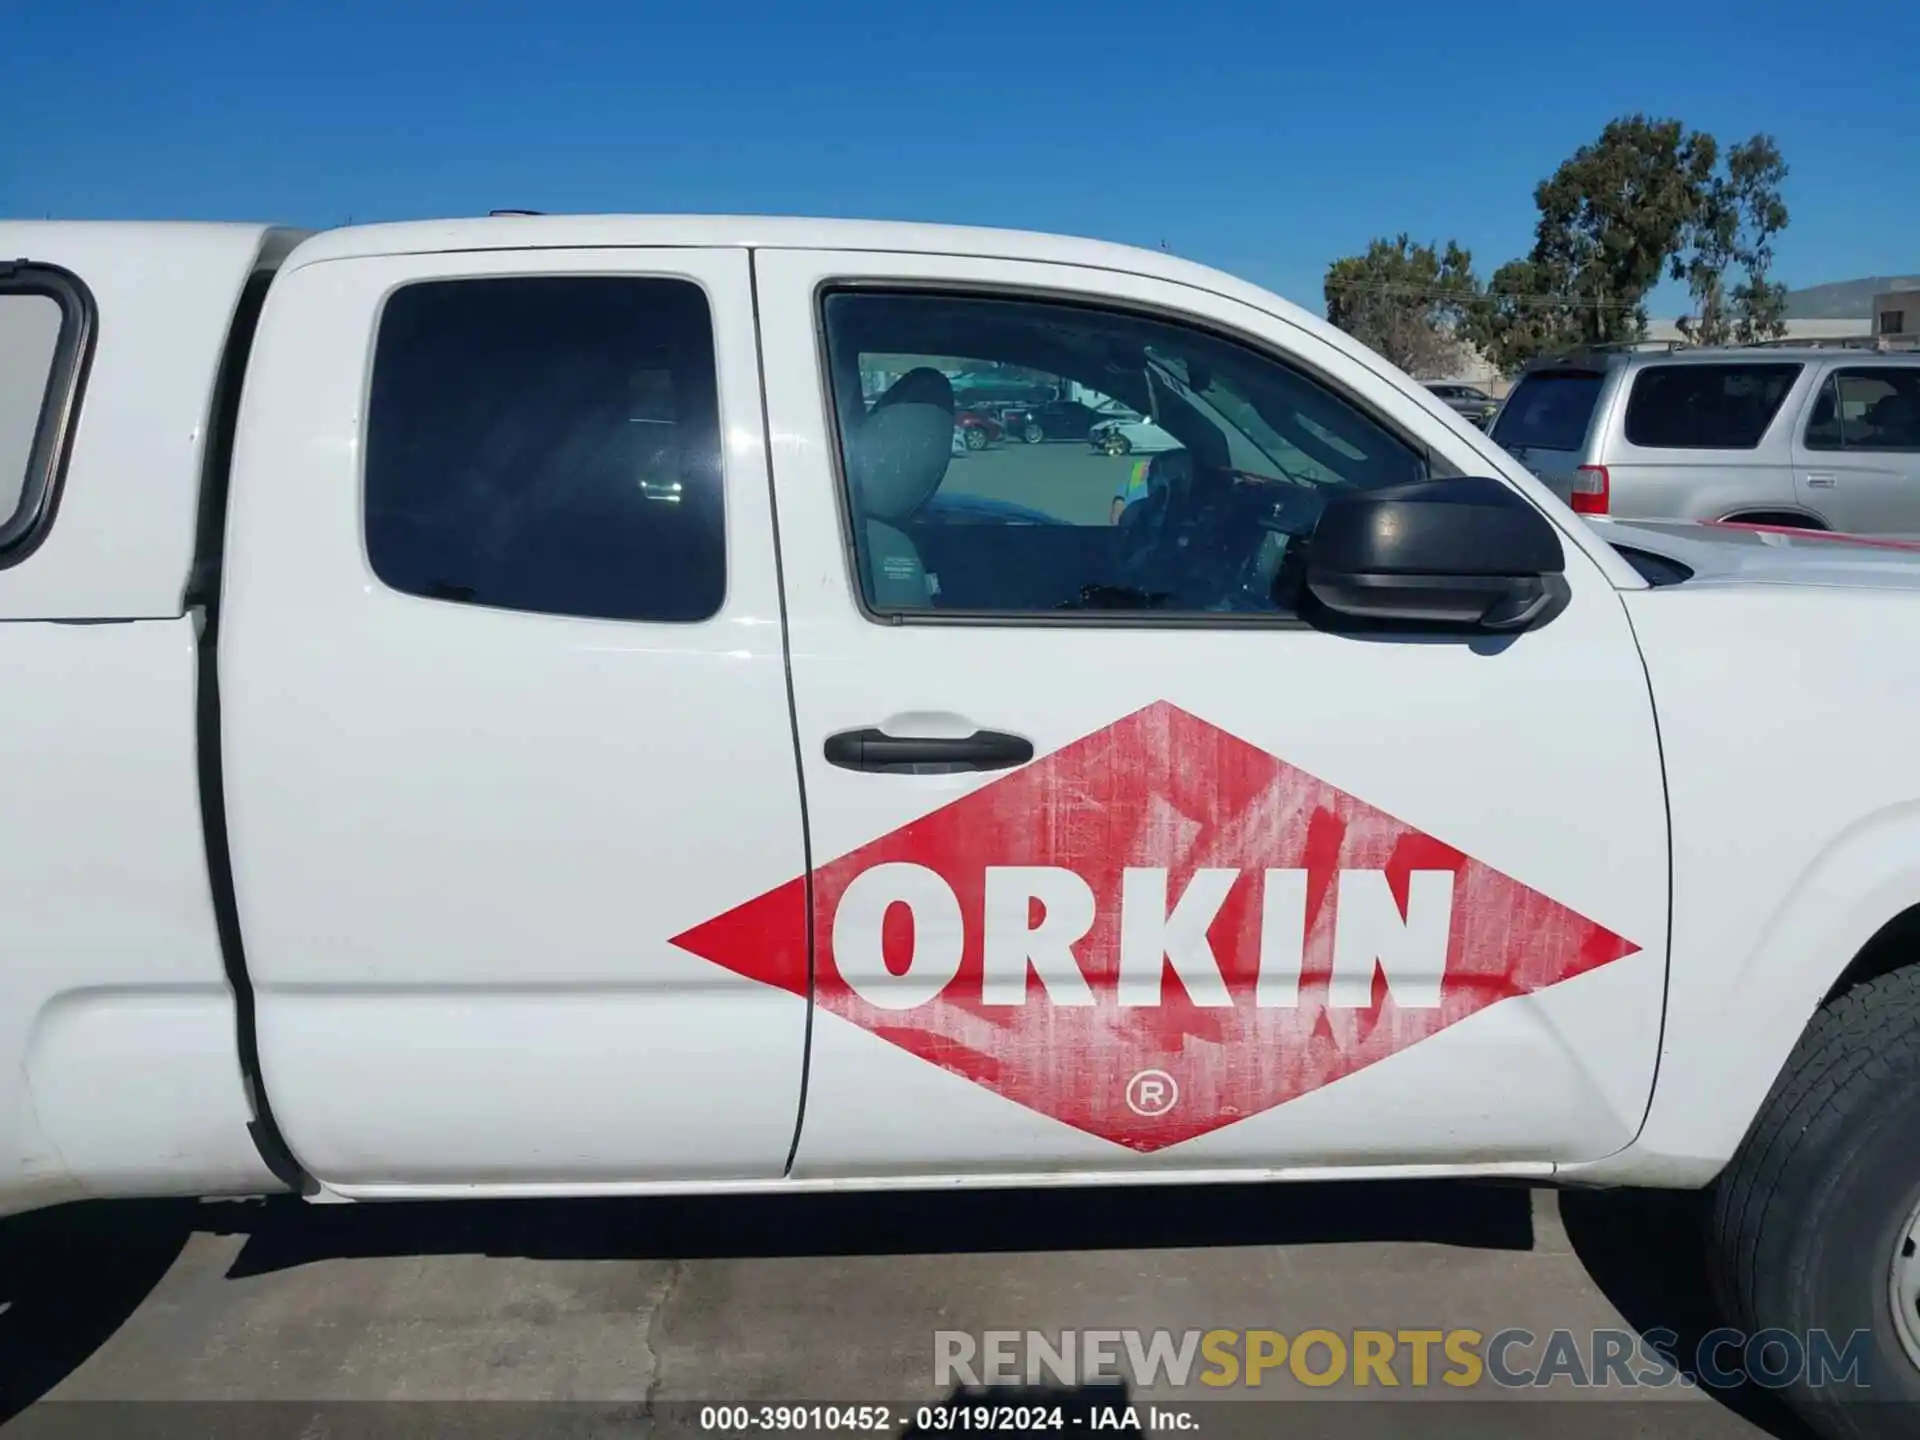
696,1402,1199,1432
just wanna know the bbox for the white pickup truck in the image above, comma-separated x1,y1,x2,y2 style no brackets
6,216,1920,1435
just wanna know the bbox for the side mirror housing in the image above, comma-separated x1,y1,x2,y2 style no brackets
1304,476,1568,632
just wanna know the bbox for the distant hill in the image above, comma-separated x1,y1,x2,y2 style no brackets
1785,275,1920,320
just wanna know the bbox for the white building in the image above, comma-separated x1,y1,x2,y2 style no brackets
1645,317,1871,344
1874,292,1920,342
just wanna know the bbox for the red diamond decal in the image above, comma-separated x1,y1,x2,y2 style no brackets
673,701,1638,1152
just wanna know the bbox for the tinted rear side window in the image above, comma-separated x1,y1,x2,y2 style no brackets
1490,371,1603,452
1623,363,1801,450
0,264,94,560
365,276,725,622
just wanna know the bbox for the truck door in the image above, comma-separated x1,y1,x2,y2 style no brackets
221,246,808,1188
683,248,1671,1179
1795,364,1920,534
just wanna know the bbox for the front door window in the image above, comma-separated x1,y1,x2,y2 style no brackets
819,290,1432,619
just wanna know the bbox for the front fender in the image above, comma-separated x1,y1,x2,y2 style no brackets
1567,585,1920,1187
1569,799,1920,1187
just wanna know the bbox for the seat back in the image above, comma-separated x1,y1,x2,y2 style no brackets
846,367,954,607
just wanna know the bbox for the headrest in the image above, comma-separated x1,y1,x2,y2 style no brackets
1144,446,1194,500
875,366,955,413
849,368,955,522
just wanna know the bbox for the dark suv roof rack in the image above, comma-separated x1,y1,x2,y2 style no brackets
1736,334,1916,351
1524,334,1916,372
1578,340,1687,354
1524,341,1682,370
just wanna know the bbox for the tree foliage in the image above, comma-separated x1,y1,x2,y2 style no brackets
1462,259,1579,376
1322,235,1479,378
1529,115,1717,346
1676,134,1790,345
1324,115,1792,375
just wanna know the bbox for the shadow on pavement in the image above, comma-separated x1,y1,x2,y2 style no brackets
1559,1186,1816,1440
0,1200,195,1425
206,1176,1536,1277
5,1183,1822,1439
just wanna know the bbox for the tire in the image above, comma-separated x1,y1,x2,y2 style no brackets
1022,422,1044,444
1102,434,1132,456
964,426,988,451
1710,964,1920,1438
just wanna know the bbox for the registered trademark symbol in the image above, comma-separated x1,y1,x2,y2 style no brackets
1125,1069,1179,1117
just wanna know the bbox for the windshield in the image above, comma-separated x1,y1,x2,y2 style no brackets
1144,349,1357,487
1492,370,1604,452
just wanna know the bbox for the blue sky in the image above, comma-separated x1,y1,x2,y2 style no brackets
4,0,1915,313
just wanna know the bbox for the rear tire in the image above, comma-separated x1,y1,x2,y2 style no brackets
1710,965,1920,1438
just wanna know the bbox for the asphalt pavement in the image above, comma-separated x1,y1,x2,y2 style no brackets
1,1181,1815,1439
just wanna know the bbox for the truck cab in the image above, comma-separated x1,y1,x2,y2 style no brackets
199,218,1668,1191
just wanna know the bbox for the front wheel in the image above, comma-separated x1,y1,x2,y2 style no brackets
1101,433,1132,456
1711,963,1920,1438
964,426,989,451
1022,422,1044,444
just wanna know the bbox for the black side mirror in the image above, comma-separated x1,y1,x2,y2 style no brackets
1303,476,1568,632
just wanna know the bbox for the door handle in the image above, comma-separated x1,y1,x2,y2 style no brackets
1806,472,1837,488
823,727,1034,774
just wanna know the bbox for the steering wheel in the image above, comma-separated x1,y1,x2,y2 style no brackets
1112,456,1325,612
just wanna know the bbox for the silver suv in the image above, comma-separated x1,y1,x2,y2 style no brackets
1491,347,1920,532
